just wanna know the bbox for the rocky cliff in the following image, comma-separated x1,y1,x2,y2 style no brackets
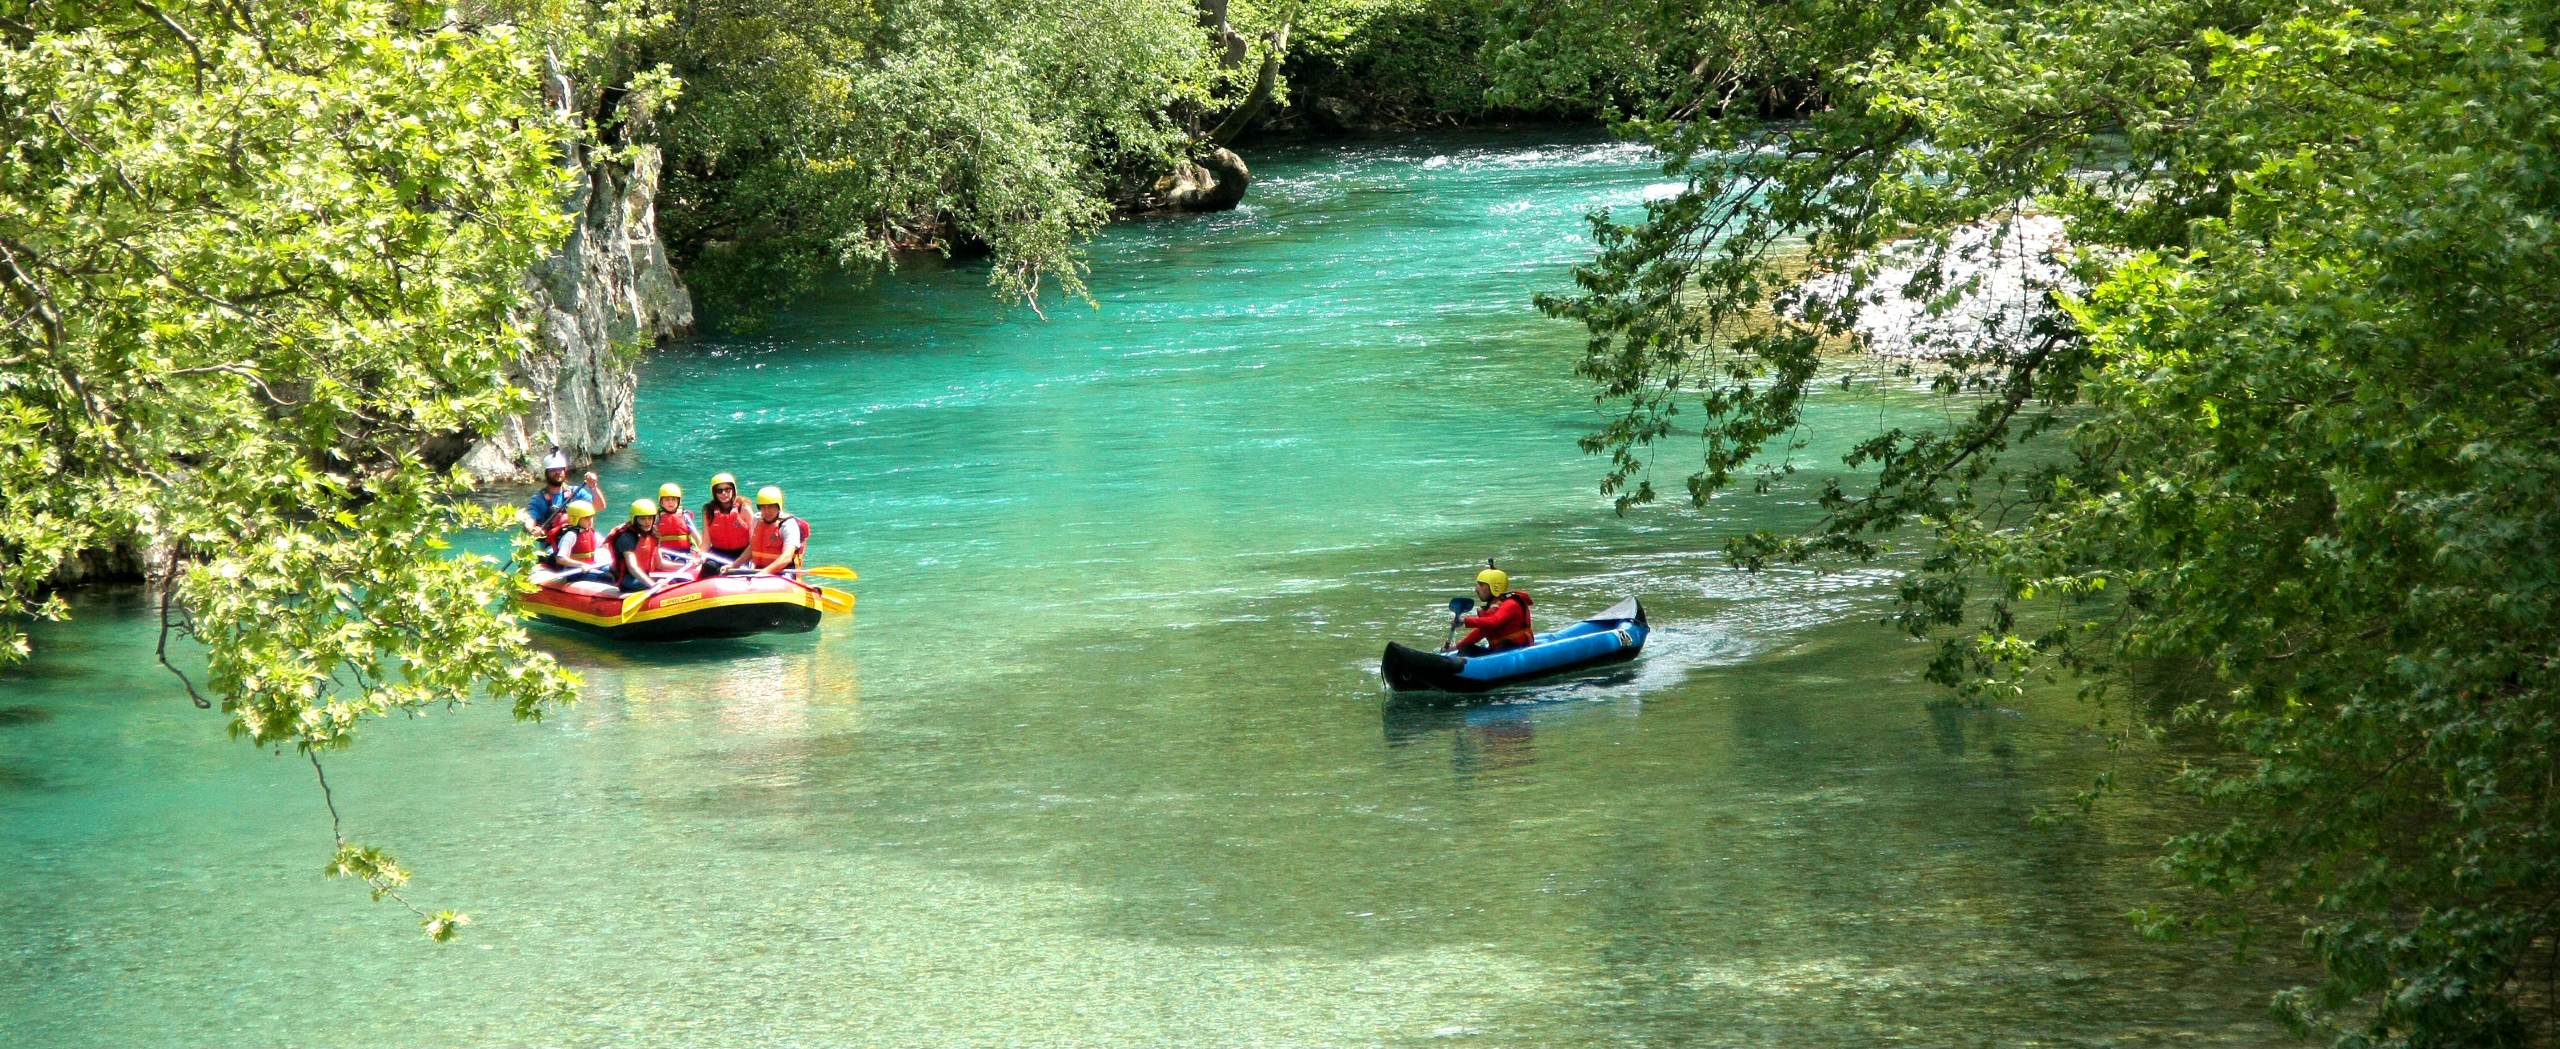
454,144,695,480
58,139,692,587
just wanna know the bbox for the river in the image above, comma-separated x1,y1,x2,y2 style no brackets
0,132,2295,1047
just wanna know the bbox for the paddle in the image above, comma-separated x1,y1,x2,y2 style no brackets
770,572,855,613
806,584,855,614
620,572,689,616
1441,596,1475,651
779,565,856,613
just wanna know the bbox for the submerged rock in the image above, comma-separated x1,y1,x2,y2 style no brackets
1149,147,1253,214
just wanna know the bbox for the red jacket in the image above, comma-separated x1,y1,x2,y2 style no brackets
1458,592,1534,649
702,501,754,551
749,514,809,570
602,522,664,584
657,508,698,551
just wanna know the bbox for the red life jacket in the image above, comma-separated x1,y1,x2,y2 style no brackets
549,524,599,567
702,501,754,551
748,514,810,570
603,522,663,584
657,508,697,551
1460,592,1535,649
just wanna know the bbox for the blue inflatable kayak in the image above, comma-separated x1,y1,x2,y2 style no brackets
1381,598,1647,693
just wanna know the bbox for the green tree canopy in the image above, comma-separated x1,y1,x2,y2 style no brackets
0,0,657,937
1529,0,2560,1042
647,0,1225,319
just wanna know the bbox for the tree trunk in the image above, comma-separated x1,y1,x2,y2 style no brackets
1139,2,1291,214
1206,19,1289,147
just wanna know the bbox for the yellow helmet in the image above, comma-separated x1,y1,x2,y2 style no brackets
710,472,737,488
1476,567,1510,595
630,498,659,517
755,485,784,507
659,482,683,500
564,500,595,520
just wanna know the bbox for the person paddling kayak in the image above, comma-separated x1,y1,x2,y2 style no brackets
518,447,604,538
1445,565,1534,653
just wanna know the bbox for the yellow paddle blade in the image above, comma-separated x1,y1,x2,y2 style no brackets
814,586,855,614
797,565,859,581
620,576,688,616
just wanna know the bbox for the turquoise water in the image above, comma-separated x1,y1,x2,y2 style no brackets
1,133,2295,1046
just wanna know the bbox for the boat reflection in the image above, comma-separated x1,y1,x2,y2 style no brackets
522,608,858,736
1381,682,1643,780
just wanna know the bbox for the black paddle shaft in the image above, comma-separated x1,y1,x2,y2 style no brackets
1440,596,1474,650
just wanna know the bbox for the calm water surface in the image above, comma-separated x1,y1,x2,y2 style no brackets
0,133,2294,1047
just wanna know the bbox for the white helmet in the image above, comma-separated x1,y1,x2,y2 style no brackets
541,446,570,472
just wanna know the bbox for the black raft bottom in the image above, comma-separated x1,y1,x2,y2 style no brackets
536,601,822,642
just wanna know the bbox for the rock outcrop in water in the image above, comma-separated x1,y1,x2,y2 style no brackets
44,541,161,588
1148,147,1254,213
446,143,695,481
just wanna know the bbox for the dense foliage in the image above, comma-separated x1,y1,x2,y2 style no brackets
1532,0,2560,1043
1279,0,1813,130
647,0,1232,319
0,0,648,937
1279,0,1516,126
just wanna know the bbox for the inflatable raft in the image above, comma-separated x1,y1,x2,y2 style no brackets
1381,597,1647,693
517,573,845,641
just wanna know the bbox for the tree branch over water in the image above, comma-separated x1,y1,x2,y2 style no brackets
1517,0,2560,1042
1,0,621,937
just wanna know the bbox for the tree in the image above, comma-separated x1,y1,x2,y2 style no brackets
1528,0,2560,1042
0,0,655,938
647,0,1219,319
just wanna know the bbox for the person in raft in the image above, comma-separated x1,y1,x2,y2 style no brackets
698,472,755,570
652,483,701,567
517,447,604,537
743,485,809,575
537,501,608,582
601,499,671,592
1444,565,1534,653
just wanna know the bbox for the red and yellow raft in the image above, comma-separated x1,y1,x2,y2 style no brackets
516,574,850,641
